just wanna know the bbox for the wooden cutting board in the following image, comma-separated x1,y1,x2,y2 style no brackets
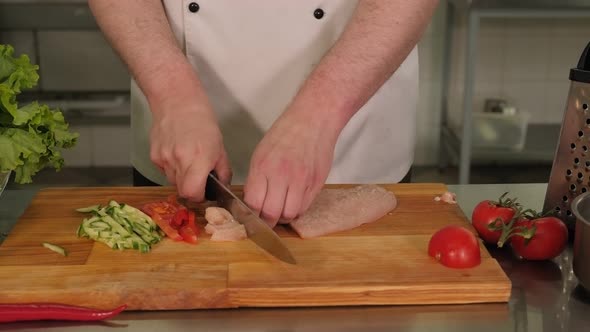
0,184,511,310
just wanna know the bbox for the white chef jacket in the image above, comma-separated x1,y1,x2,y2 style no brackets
131,0,418,185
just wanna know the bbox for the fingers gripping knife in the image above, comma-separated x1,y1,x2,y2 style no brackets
543,41,590,235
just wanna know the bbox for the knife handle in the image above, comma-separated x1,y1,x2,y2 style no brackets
204,171,217,201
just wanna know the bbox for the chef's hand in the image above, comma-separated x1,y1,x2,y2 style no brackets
150,100,232,202
244,107,339,228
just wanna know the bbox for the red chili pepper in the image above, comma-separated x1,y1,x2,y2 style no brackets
0,303,127,323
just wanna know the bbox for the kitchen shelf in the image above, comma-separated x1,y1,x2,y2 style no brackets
439,0,590,184
442,123,560,167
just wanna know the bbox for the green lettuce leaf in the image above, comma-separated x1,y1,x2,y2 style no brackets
0,127,47,183
0,44,39,92
0,45,17,82
0,83,17,118
0,44,78,184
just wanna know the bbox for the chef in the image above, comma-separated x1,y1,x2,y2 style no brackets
88,0,438,226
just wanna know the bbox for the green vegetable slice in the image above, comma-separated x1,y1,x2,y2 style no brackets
42,242,67,256
75,205,101,213
0,44,78,184
75,201,163,253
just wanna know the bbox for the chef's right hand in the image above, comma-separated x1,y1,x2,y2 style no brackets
149,99,231,202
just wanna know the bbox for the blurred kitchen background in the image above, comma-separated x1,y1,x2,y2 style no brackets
2,0,590,188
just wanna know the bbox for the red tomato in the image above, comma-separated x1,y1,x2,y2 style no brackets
510,217,568,260
471,193,517,245
428,225,481,269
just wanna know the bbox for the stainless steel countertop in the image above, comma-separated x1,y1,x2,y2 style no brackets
1,183,590,332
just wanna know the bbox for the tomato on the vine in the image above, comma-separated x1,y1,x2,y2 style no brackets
471,192,518,245
510,216,568,260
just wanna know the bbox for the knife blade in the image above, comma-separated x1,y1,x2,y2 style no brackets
205,172,297,265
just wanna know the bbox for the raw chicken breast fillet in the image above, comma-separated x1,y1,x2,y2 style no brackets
289,184,397,238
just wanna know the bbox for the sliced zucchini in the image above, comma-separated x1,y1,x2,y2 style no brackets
76,201,164,253
89,221,111,230
119,216,134,233
75,205,101,213
138,243,150,253
86,215,101,223
76,224,87,238
121,205,157,229
42,242,68,256
82,222,100,239
101,215,131,236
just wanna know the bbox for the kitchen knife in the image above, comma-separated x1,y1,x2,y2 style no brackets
205,172,297,265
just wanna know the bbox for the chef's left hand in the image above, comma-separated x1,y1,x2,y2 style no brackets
244,107,340,228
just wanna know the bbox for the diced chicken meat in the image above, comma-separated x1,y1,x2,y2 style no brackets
204,207,247,241
210,225,247,242
205,206,235,225
434,191,457,204
205,221,244,234
288,184,397,239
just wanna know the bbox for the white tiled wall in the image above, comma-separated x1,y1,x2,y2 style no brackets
414,5,590,166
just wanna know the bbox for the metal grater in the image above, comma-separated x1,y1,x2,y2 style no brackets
543,41,590,234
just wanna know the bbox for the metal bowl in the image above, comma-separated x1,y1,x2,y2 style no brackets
570,191,590,291
0,171,10,198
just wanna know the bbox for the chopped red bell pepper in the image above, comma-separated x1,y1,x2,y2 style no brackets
142,199,200,245
178,225,198,244
171,209,188,229
187,210,200,236
141,202,176,222
167,194,183,208
151,212,183,241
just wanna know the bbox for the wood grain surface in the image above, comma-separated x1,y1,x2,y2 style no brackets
0,184,511,310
